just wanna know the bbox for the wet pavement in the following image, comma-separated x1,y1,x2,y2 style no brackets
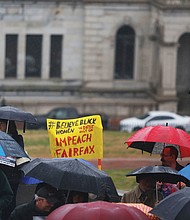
90,157,190,170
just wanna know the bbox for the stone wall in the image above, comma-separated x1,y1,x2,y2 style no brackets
0,0,189,117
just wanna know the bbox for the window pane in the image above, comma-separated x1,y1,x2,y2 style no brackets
25,35,42,77
114,26,135,79
5,34,18,78
50,35,63,78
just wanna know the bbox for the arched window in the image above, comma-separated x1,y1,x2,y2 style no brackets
114,25,135,79
176,33,190,113
176,33,190,93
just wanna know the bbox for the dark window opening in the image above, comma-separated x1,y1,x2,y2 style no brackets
50,35,63,78
5,34,18,78
114,26,135,79
25,35,42,77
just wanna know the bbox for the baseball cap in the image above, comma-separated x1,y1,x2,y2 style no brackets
36,185,59,204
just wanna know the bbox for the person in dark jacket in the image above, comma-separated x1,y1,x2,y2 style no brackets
0,119,24,148
10,184,59,220
0,169,14,219
0,119,25,220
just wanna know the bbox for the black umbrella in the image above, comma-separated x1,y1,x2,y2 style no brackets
0,131,30,159
0,105,37,124
19,158,120,202
150,187,190,220
126,165,188,184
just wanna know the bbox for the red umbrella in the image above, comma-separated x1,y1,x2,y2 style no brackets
125,125,190,158
46,201,149,220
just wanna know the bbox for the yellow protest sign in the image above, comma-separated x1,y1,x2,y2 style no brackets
47,115,103,160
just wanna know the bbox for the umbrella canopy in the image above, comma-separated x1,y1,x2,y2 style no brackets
19,158,119,201
0,106,37,124
120,203,160,220
46,201,149,220
150,187,190,220
178,164,190,180
125,125,190,157
126,165,189,184
0,131,30,159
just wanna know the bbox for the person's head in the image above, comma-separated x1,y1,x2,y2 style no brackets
68,191,88,204
0,119,8,132
160,146,178,168
35,185,59,212
0,119,17,135
136,174,156,192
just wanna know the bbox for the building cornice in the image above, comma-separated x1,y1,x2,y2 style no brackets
151,0,190,10
0,0,148,3
1,0,190,9
83,0,148,3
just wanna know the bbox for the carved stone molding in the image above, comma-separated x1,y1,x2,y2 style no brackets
152,0,190,9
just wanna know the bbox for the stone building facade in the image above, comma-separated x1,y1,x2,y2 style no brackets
0,0,190,118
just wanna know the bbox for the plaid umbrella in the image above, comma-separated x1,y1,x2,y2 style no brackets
119,203,160,220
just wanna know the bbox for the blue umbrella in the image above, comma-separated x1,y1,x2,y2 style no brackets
0,131,30,159
20,176,42,184
178,164,190,180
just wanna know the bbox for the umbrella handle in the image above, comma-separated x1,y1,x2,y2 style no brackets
23,121,26,133
65,190,70,204
6,120,9,133
178,182,181,190
156,182,159,204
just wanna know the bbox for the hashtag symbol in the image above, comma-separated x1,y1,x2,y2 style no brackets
48,121,56,129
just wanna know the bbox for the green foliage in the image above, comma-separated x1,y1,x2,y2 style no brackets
106,169,137,191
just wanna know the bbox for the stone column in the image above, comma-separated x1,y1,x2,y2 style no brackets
0,33,5,80
17,34,26,80
41,34,50,80
156,42,178,111
159,42,178,96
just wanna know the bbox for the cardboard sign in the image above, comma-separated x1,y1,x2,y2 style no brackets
47,115,103,159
